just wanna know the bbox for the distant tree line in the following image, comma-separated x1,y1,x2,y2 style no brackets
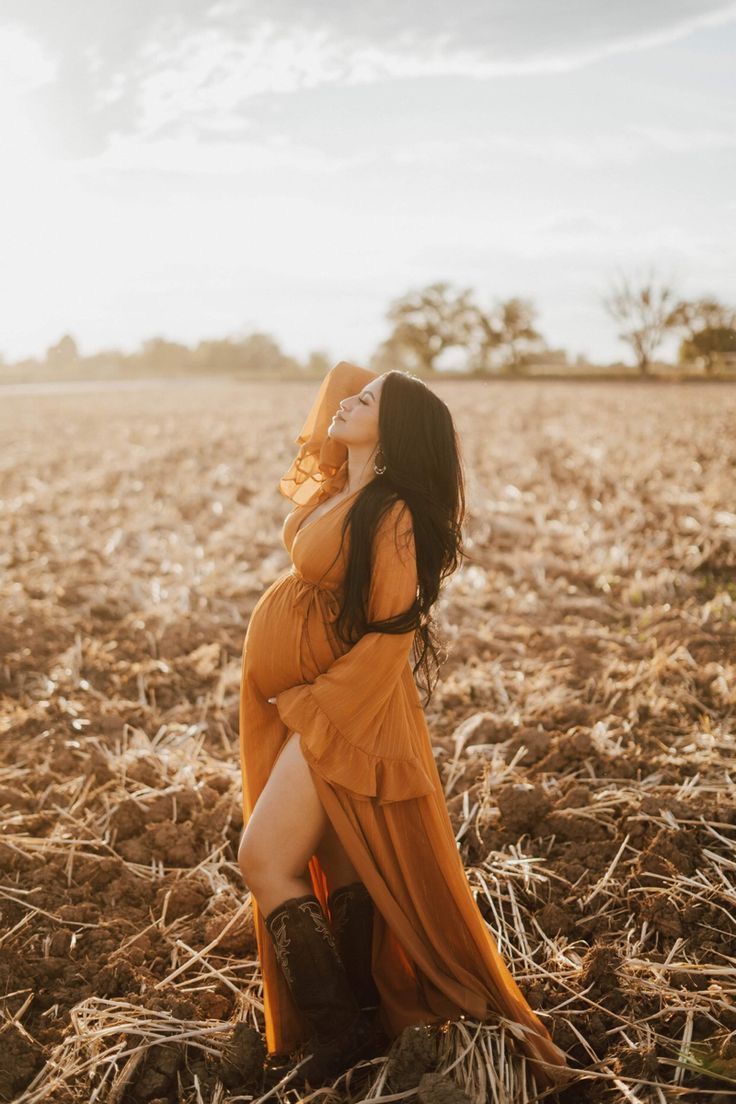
2,270,735,382
28,332,312,380
602,269,736,376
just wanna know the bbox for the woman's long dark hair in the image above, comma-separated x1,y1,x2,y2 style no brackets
330,370,466,706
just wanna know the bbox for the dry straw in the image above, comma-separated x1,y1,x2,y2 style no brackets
1,379,735,1101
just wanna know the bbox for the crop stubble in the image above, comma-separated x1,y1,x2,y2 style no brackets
0,378,735,1103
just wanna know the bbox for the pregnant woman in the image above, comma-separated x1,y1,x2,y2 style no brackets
237,360,570,1091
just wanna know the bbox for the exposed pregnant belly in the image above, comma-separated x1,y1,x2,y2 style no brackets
242,568,346,700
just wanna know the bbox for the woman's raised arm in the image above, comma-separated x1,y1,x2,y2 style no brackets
279,360,379,507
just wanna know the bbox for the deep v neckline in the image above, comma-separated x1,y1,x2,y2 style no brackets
294,487,360,541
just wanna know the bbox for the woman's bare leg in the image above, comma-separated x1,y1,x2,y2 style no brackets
239,731,362,915
239,731,329,915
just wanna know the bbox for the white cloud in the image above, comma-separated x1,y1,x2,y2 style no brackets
116,4,736,141
5,1,736,148
1,1,734,365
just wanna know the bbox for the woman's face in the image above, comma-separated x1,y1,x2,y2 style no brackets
327,375,385,447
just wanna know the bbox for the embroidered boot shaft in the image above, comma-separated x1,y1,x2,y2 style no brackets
263,891,377,1087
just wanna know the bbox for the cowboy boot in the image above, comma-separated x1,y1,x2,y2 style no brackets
263,891,378,1088
327,880,381,1012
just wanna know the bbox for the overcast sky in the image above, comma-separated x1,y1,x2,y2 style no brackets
2,1,735,366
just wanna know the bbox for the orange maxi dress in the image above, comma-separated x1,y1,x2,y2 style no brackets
238,361,570,1089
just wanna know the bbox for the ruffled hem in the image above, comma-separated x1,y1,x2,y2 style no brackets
275,684,436,804
279,442,347,507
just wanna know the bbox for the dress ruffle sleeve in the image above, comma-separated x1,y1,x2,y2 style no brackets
279,360,379,507
275,500,437,804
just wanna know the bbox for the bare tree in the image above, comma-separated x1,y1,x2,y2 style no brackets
602,270,679,374
382,281,479,374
